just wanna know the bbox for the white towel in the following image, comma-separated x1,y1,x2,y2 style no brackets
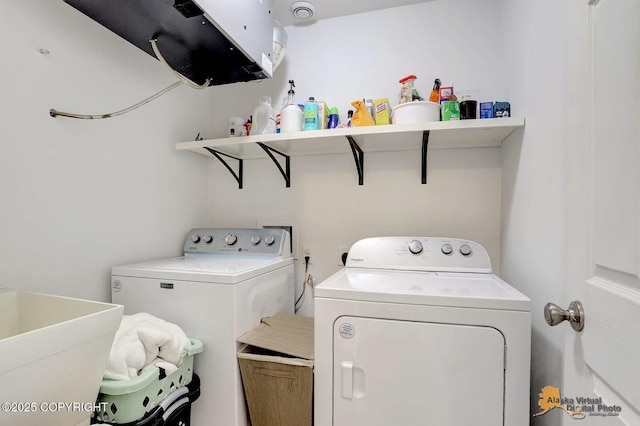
104,313,191,381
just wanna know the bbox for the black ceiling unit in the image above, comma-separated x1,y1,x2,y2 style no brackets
63,0,275,86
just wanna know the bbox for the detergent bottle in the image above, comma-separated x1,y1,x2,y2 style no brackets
303,97,319,131
251,96,276,135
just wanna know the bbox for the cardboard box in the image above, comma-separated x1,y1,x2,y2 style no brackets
494,101,511,118
237,313,314,426
317,101,329,129
441,101,460,121
374,98,391,125
480,102,494,118
439,86,454,103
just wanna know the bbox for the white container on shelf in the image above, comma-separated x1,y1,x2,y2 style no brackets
251,96,276,135
281,103,303,133
391,101,441,124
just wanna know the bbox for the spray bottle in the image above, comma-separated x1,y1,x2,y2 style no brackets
280,80,304,133
398,75,424,103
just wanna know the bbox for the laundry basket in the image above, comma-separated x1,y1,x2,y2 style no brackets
93,338,203,425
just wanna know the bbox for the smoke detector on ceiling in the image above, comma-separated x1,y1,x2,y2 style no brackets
290,1,316,20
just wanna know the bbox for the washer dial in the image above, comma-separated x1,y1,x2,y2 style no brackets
460,244,472,256
441,243,453,255
225,233,237,245
203,235,213,244
250,235,261,245
408,240,423,254
191,234,201,244
264,235,275,246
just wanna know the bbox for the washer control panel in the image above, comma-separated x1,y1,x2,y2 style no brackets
183,228,290,257
346,237,492,273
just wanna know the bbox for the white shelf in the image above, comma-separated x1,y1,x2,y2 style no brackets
175,117,524,187
176,117,525,159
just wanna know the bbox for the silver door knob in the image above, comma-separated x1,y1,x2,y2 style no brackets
544,301,584,332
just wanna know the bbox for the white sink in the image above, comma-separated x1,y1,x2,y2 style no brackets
0,289,123,426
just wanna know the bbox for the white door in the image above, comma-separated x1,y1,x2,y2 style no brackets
332,316,505,425
563,0,640,424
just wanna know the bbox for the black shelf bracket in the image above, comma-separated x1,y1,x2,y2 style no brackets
256,142,291,188
203,147,243,189
346,135,364,185
421,130,430,184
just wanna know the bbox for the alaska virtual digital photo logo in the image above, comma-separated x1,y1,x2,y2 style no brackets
533,386,622,419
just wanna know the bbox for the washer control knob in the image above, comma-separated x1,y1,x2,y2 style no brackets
460,244,472,256
264,235,275,246
250,235,261,245
203,235,213,244
441,243,453,255
225,233,237,245
191,234,201,244
408,240,423,254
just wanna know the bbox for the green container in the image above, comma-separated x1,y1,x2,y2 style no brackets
95,338,203,424
441,101,460,121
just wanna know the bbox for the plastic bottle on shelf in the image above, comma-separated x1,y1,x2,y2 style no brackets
245,116,252,136
327,107,340,129
303,97,319,131
280,80,304,133
429,78,442,103
398,75,424,103
365,99,376,124
251,96,276,135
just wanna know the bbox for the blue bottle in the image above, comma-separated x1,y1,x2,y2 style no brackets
303,97,319,131
327,107,340,129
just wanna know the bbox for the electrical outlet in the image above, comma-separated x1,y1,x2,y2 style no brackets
337,246,350,266
303,244,313,263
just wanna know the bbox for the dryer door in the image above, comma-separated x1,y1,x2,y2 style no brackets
333,317,505,426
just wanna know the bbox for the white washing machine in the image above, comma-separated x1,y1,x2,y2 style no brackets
314,237,531,426
111,228,294,426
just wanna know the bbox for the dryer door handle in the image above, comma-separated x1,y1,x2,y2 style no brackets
341,361,353,399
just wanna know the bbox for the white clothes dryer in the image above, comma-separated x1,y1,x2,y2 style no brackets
111,228,294,426
314,237,531,426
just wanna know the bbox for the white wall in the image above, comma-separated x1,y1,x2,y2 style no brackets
0,1,211,302
206,0,510,315
208,0,509,134
204,3,571,421
0,1,571,420
500,1,568,424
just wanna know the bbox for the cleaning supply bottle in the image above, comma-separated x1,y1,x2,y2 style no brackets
303,97,319,131
251,96,276,135
429,78,442,103
399,82,412,104
398,75,424,103
327,107,340,129
280,80,303,133
365,99,376,124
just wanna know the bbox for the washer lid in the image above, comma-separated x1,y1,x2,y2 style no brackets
111,256,293,284
314,268,530,311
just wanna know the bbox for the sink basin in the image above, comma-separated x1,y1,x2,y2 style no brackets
0,289,123,426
